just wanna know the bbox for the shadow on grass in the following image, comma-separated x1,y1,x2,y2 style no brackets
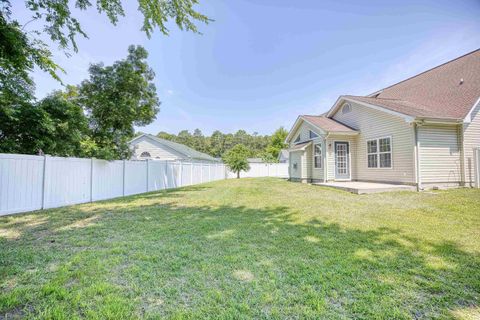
0,187,479,319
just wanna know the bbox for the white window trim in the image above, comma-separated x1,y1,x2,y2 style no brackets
366,136,393,169
313,143,322,169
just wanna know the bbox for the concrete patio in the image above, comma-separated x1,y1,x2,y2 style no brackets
314,181,416,194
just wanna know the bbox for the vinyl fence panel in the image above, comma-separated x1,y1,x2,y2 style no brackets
148,160,167,191
226,163,289,179
124,160,148,196
44,156,91,209
92,159,124,201
0,154,44,215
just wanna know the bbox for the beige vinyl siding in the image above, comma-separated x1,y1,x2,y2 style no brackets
289,151,304,179
332,101,416,184
418,125,462,185
289,122,323,145
326,135,357,181
463,103,480,187
132,136,184,160
288,121,323,181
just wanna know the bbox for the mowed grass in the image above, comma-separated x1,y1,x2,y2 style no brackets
1,178,479,319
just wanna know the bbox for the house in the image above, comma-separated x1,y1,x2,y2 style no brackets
285,49,480,189
277,149,289,163
129,134,220,162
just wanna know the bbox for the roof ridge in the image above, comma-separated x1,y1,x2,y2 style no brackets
145,134,217,161
368,48,480,96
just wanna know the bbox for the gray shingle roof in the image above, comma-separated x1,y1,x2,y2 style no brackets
353,49,480,120
134,134,219,162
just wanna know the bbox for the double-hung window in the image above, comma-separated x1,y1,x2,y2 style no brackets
314,144,322,168
367,137,392,168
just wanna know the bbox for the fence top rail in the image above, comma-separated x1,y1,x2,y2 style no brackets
0,153,45,160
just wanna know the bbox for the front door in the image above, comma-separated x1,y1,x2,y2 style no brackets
335,142,350,180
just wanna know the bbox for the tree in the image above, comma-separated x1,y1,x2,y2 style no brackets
1,1,210,90
76,45,160,159
223,144,250,179
36,92,89,157
265,127,288,161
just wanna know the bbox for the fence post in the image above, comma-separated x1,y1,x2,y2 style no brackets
122,159,126,196
146,159,150,192
90,158,94,202
41,155,49,209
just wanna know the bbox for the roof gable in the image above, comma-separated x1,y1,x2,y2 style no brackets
285,115,357,143
129,134,218,162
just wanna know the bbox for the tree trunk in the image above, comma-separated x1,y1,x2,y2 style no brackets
237,171,240,179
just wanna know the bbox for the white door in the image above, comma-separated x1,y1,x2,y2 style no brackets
335,142,350,180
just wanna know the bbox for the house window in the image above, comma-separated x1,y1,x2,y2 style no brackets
309,130,319,139
342,103,352,114
294,135,301,143
140,151,151,158
314,144,322,168
367,137,392,168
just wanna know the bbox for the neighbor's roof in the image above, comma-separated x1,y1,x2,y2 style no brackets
130,134,219,162
302,115,357,133
278,149,289,159
347,49,480,120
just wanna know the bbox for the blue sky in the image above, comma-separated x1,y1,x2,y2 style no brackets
15,0,480,135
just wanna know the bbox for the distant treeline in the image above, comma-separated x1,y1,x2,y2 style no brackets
139,128,288,161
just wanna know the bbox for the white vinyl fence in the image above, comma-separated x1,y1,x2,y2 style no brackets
226,162,289,179
0,153,290,216
0,153,226,216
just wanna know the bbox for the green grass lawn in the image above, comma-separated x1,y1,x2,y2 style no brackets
1,178,479,319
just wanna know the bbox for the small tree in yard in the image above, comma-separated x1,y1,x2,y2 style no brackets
223,144,250,179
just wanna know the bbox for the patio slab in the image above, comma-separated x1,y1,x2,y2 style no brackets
314,181,416,194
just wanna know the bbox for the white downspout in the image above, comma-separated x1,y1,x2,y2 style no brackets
324,133,330,182
414,122,422,191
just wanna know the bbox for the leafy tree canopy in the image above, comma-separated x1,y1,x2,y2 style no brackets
156,129,276,159
76,45,160,159
0,45,159,160
223,144,250,178
265,127,288,159
1,0,210,90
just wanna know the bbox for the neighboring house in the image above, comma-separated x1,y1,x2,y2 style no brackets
285,49,480,189
129,134,220,162
278,149,289,163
